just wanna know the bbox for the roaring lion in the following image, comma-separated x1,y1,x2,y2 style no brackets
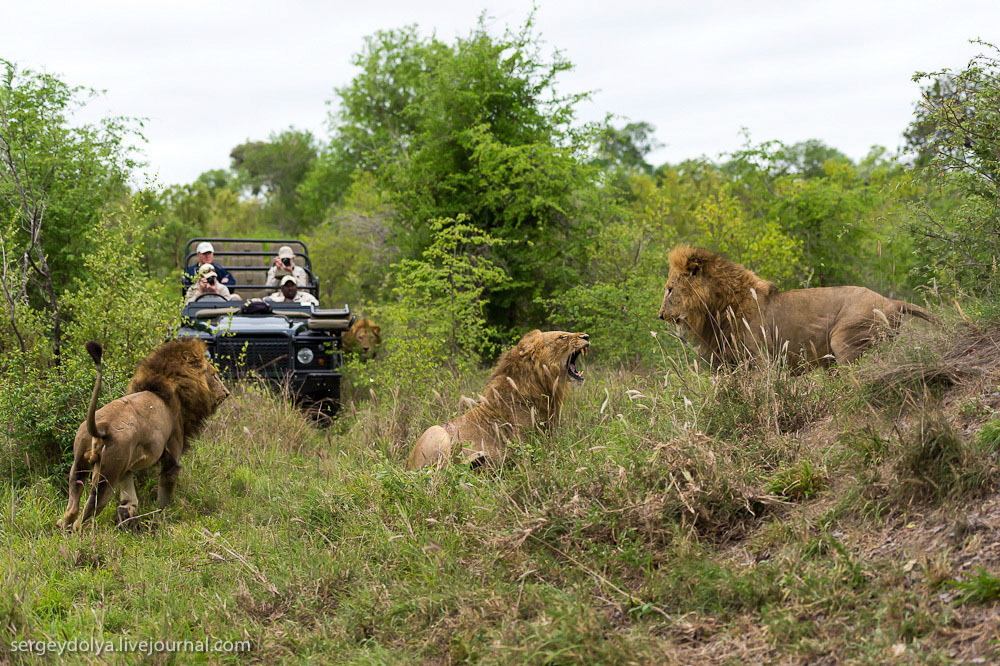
342,318,381,360
406,330,590,470
57,338,230,530
658,246,939,369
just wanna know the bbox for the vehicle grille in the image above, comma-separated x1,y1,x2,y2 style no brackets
215,339,290,376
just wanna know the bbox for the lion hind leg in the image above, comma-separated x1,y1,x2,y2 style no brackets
72,465,114,531
407,426,454,470
57,457,88,529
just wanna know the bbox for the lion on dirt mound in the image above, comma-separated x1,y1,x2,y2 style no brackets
658,246,939,369
406,330,590,470
57,339,230,531
342,318,381,360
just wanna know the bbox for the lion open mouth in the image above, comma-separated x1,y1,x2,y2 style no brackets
567,346,587,381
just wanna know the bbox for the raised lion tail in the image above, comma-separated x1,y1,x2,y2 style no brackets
84,341,106,457
899,302,941,325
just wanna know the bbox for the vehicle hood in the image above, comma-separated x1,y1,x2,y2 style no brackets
201,315,302,335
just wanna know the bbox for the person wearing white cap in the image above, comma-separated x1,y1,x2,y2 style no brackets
184,241,235,288
266,274,318,306
265,245,308,287
184,263,233,303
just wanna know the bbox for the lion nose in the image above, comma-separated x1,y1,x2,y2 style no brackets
581,334,590,341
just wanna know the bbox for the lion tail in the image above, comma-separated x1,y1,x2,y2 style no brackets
898,301,941,325
84,341,106,464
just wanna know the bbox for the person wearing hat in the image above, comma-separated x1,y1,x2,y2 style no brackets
183,241,235,288
267,274,318,306
185,263,233,303
265,245,309,287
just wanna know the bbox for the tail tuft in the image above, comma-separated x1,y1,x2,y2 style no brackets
85,341,103,366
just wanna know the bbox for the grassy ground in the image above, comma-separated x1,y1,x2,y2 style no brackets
3,316,1000,664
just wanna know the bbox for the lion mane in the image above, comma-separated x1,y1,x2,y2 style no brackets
57,338,229,530
342,318,381,359
659,245,939,369
406,330,590,470
658,246,938,368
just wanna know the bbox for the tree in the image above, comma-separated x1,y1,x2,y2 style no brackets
314,14,603,329
230,128,317,233
0,60,139,358
591,121,662,175
906,41,1000,294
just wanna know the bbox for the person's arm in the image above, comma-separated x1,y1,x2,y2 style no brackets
295,266,309,286
215,263,235,287
265,266,278,287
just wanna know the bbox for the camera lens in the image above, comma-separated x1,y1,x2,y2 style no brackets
207,276,216,285
282,258,291,266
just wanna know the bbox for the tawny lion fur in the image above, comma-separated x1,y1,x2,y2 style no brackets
57,338,229,531
406,330,590,470
658,246,939,369
342,318,381,359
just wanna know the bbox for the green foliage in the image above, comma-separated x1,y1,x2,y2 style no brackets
693,187,801,283
230,128,318,233
0,210,175,483
0,59,138,294
947,567,1000,604
312,15,602,328
387,215,508,361
303,172,395,306
908,41,1000,296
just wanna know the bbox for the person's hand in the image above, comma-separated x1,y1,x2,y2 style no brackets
199,278,216,293
274,257,285,270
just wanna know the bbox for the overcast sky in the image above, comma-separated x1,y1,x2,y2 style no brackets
4,1,998,187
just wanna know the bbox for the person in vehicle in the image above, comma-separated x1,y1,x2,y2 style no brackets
265,245,309,287
185,264,233,303
184,241,235,288
267,275,318,306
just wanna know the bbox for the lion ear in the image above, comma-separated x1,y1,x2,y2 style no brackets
687,255,705,277
372,325,381,339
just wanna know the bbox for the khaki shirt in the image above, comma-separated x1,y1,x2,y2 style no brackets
266,290,318,306
185,282,232,303
265,264,308,287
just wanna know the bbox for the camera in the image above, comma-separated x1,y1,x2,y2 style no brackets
206,276,216,286
282,257,292,267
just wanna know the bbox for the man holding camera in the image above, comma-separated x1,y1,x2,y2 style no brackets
183,241,235,288
185,263,233,303
265,245,309,287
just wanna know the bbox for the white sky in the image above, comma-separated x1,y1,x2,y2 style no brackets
3,1,998,186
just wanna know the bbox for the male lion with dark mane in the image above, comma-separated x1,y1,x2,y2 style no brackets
406,330,590,470
658,246,938,369
57,338,229,530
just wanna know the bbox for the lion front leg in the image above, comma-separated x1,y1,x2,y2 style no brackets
157,455,181,509
406,426,454,470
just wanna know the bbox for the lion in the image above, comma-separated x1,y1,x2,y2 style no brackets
406,330,590,470
658,246,939,369
57,338,230,531
342,318,381,360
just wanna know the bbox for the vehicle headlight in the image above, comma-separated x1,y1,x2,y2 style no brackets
296,347,315,365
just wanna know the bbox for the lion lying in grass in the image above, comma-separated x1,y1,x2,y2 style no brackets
658,246,939,369
342,318,381,360
57,339,229,531
406,330,590,470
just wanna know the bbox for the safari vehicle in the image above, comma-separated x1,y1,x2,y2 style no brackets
176,238,351,416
